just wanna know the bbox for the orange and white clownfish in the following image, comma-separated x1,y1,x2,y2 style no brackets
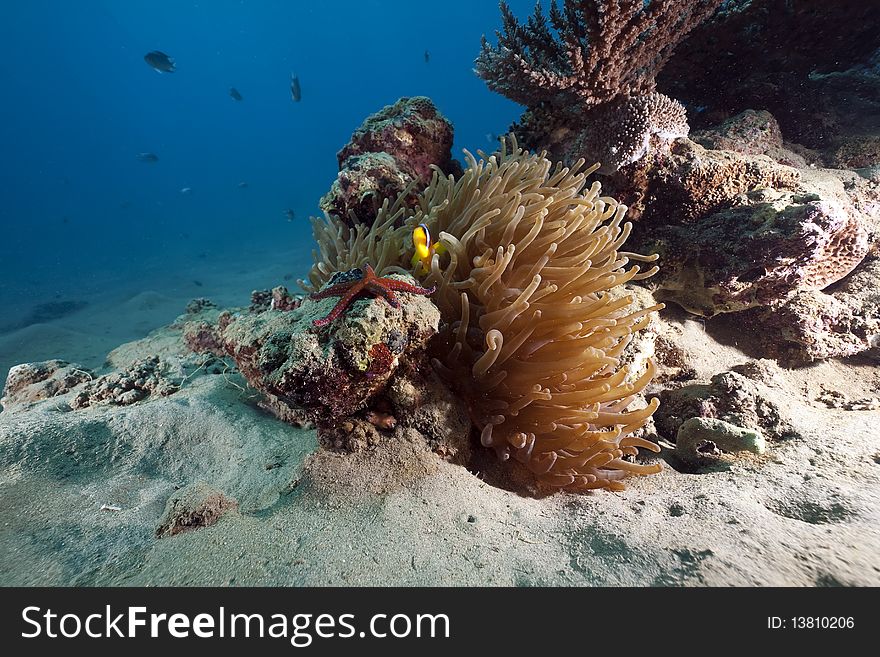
411,223,446,274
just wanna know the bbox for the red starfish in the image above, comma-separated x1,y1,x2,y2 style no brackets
310,264,435,328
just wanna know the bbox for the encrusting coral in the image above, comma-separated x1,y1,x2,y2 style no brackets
475,0,722,172
306,138,665,491
320,97,458,225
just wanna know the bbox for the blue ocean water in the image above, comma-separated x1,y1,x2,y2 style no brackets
0,0,532,329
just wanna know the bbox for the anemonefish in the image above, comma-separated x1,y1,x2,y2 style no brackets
411,223,446,274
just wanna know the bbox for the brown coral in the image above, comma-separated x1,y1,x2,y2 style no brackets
475,0,721,172
476,0,722,109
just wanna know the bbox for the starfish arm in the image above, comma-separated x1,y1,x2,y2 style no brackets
309,281,361,300
312,283,365,327
367,281,400,308
378,278,436,296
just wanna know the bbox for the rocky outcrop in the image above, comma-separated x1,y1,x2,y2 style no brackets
656,368,799,444
1,360,92,411
220,272,440,424
739,257,880,365
319,96,458,224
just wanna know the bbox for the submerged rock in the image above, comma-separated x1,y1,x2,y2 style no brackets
156,482,239,538
1,360,92,411
320,96,458,223
656,369,799,443
221,272,440,424
675,417,766,468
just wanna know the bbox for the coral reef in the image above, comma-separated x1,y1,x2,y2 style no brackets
477,0,722,172
319,96,458,223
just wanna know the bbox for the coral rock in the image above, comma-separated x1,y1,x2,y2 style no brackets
70,356,179,409
221,273,440,424
739,258,880,365
1,360,92,411
656,369,798,442
674,417,766,468
184,298,217,315
691,109,807,168
645,139,803,222
320,97,456,223
156,482,239,538
647,187,869,315
825,135,880,170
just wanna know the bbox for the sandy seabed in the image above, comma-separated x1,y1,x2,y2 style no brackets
0,250,878,587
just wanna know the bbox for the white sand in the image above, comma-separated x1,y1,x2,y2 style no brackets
1,289,878,586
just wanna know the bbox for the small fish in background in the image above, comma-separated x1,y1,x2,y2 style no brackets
137,152,159,163
283,208,296,221
290,73,301,102
237,181,249,188
485,133,501,144
144,51,175,73
424,49,430,63
180,187,193,195
229,87,243,101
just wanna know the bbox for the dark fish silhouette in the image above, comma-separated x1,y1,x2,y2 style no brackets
283,208,295,221
136,152,159,163
144,51,175,73
290,73,301,102
229,87,243,101
424,49,430,63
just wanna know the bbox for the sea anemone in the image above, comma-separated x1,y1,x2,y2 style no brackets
305,138,664,491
